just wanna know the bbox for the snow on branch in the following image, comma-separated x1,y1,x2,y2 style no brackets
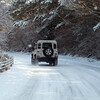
13,20,29,28
25,0,36,4
94,6,98,10
93,22,100,31
55,22,64,29
45,0,53,3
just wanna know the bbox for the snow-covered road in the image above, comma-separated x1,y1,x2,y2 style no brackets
0,53,100,100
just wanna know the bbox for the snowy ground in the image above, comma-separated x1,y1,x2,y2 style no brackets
0,52,100,100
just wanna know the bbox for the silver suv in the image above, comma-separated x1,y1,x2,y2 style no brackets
31,40,58,66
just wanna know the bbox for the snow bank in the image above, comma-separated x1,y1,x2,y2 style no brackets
60,54,100,69
0,52,100,100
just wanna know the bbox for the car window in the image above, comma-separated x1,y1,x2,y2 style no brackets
43,43,52,49
54,44,56,49
38,43,41,49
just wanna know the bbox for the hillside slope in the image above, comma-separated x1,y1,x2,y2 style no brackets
7,0,100,59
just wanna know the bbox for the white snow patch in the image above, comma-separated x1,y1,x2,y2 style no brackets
49,10,55,14
0,52,100,100
33,14,46,22
25,0,35,4
55,22,64,29
45,0,52,3
42,18,48,23
48,15,55,20
12,8,21,14
0,0,5,3
73,0,77,2
13,20,29,28
36,25,47,33
41,1,44,4
94,6,98,10
93,22,100,31
60,54,100,68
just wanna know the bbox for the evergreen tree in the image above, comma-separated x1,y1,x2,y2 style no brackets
75,0,100,14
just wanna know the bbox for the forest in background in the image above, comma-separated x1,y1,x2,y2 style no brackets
1,0,100,59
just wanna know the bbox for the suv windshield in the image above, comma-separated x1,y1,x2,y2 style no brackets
43,43,52,49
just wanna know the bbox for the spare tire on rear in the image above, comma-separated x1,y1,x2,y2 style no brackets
43,48,53,57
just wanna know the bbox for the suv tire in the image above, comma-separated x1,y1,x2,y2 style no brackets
53,58,58,66
31,54,38,65
31,54,34,64
43,48,53,57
